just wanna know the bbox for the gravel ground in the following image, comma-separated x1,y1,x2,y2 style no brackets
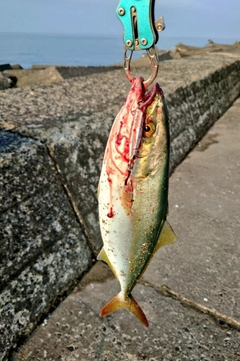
1,52,239,131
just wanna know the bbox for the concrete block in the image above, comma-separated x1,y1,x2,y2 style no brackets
0,73,12,90
17,110,115,253
0,131,92,358
167,61,240,168
2,67,63,87
0,64,12,72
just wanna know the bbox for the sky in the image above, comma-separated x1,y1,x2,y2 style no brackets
0,0,239,40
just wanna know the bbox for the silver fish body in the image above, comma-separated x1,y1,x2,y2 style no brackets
98,77,176,326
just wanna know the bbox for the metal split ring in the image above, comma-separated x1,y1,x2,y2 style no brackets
123,46,159,89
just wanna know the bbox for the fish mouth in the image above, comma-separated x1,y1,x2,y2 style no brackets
124,159,148,185
124,169,131,186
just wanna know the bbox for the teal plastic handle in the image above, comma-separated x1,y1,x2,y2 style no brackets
116,0,157,50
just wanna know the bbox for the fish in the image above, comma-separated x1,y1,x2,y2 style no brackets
97,76,176,327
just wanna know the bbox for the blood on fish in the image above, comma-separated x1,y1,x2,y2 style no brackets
107,174,112,184
115,118,130,164
120,176,134,215
104,77,147,221
98,77,176,327
115,137,129,163
107,207,114,218
116,121,124,145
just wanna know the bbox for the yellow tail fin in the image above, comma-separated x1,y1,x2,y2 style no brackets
100,292,149,328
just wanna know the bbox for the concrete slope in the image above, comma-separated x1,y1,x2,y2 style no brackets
1,52,240,360
12,99,240,361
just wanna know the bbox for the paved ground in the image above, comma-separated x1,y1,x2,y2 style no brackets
13,98,240,361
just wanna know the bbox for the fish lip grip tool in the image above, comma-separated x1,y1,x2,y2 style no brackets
116,0,165,88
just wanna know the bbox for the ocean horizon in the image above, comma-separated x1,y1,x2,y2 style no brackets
0,32,238,69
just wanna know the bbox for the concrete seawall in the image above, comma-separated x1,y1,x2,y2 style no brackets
0,52,240,359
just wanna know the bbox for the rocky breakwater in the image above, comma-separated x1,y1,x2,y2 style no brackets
0,64,122,88
0,74,12,90
0,49,240,360
0,64,22,89
154,40,240,61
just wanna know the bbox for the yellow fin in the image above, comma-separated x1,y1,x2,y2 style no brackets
140,220,177,277
97,247,109,263
97,248,117,278
100,292,149,328
97,182,100,199
155,220,177,251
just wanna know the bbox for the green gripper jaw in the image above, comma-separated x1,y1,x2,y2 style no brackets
116,0,158,50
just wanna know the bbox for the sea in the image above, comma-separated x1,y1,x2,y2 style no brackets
0,32,238,69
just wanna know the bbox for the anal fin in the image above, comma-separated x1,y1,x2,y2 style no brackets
97,247,110,264
97,247,117,278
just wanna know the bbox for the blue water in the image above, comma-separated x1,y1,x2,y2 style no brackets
0,32,238,69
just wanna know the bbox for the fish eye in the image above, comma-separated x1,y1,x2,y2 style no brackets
143,122,155,137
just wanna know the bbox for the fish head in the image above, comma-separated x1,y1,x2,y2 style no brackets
99,78,169,218
133,83,169,180
104,76,145,171
99,77,146,216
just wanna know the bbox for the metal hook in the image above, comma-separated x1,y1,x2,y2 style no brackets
123,46,159,89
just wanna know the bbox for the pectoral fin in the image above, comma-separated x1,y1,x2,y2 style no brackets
155,220,177,251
